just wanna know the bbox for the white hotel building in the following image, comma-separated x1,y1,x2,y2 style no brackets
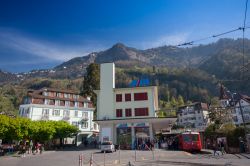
94,63,176,149
19,88,99,146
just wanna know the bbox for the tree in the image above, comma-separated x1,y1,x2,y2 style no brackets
0,115,10,139
52,121,78,146
170,97,177,108
177,95,185,107
0,95,16,115
80,63,100,103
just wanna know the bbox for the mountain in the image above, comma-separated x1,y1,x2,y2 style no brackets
1,38,250,83
51,38,250,79
0,70,19,84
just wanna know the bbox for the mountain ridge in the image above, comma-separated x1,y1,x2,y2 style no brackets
1,38,250,82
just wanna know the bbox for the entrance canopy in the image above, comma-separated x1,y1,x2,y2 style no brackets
94,117,177,134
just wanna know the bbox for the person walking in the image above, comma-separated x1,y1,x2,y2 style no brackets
213,142,219,156
220,140,226,155
29,140,33,154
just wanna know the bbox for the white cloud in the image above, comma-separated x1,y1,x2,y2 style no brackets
138,32,190,49
0,30,104,61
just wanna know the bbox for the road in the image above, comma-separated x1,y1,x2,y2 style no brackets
0,148,250,166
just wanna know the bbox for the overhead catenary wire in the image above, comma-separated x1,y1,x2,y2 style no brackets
176,26,249,47
242,0,249,80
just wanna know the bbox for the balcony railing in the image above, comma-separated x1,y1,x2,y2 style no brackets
81,116,89,121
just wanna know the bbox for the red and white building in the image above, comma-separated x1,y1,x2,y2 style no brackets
94,63,176,149
19,88,99,146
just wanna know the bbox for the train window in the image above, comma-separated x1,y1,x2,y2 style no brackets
192,135,199,141
183,135,191,142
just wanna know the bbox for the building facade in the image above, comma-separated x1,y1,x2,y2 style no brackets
19,88,99,146
94,63,176,149
177,102,209,130
231,95,250,125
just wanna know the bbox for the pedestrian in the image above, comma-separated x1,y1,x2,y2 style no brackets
40,144,44,154
21,144,26,157
29,140,33,154
220,140,225,155
213,142,219,156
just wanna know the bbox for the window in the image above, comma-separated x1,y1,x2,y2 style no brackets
84,102,88,108
65,101,70,107
116,109,123,117
81,121,88,129
75,111,78,117
125,93,131,101
125,108,132,117
63,110,70,117
82,112,88,119
74,102,79,107
183,135,191,142
134,108,149,116
55,100,60,106
42,109,49,115
64,93,69,98
44,99,49,105
116,94,122,102
56,93,60,97
134,92,148,101
43,91,48,96
72,121,78,127
52,109,60,116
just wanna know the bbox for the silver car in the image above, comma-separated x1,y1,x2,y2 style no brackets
101,141,116,153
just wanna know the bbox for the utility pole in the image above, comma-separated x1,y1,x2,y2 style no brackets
237,94,247,137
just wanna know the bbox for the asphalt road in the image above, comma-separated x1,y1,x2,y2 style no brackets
0,148,249,166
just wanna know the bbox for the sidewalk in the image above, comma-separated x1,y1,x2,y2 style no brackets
0,150,55,159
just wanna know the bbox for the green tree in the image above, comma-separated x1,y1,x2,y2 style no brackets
0,115,10,139
170,97,177,108
80,63,100,103
0,95,16,115
177,95,185,107
52,121,78,146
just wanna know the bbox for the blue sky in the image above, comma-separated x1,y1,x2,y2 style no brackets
0,0,249,72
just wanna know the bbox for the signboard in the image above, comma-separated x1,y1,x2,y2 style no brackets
116,123,132,128
134,122,149,127
101,127,112,142
129,79,150,87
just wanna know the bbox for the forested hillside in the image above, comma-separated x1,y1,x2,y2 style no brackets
1,38,250,115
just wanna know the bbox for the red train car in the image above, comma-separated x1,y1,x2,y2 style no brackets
177,131,202,152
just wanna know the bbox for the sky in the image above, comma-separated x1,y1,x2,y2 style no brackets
0,0,249,72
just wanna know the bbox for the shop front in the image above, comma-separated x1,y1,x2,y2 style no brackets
96,117,177,149
116,123,132,149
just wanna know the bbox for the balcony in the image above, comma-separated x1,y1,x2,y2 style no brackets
81,116,89,121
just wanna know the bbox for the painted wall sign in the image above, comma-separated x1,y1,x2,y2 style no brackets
116,123,131,128
129,79,150,87
134,122,149,127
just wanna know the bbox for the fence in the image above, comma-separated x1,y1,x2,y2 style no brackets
78,148,156,166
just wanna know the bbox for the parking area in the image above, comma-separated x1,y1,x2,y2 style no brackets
0,148,250,166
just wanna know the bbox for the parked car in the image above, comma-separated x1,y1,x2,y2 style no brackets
101,141,116,153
